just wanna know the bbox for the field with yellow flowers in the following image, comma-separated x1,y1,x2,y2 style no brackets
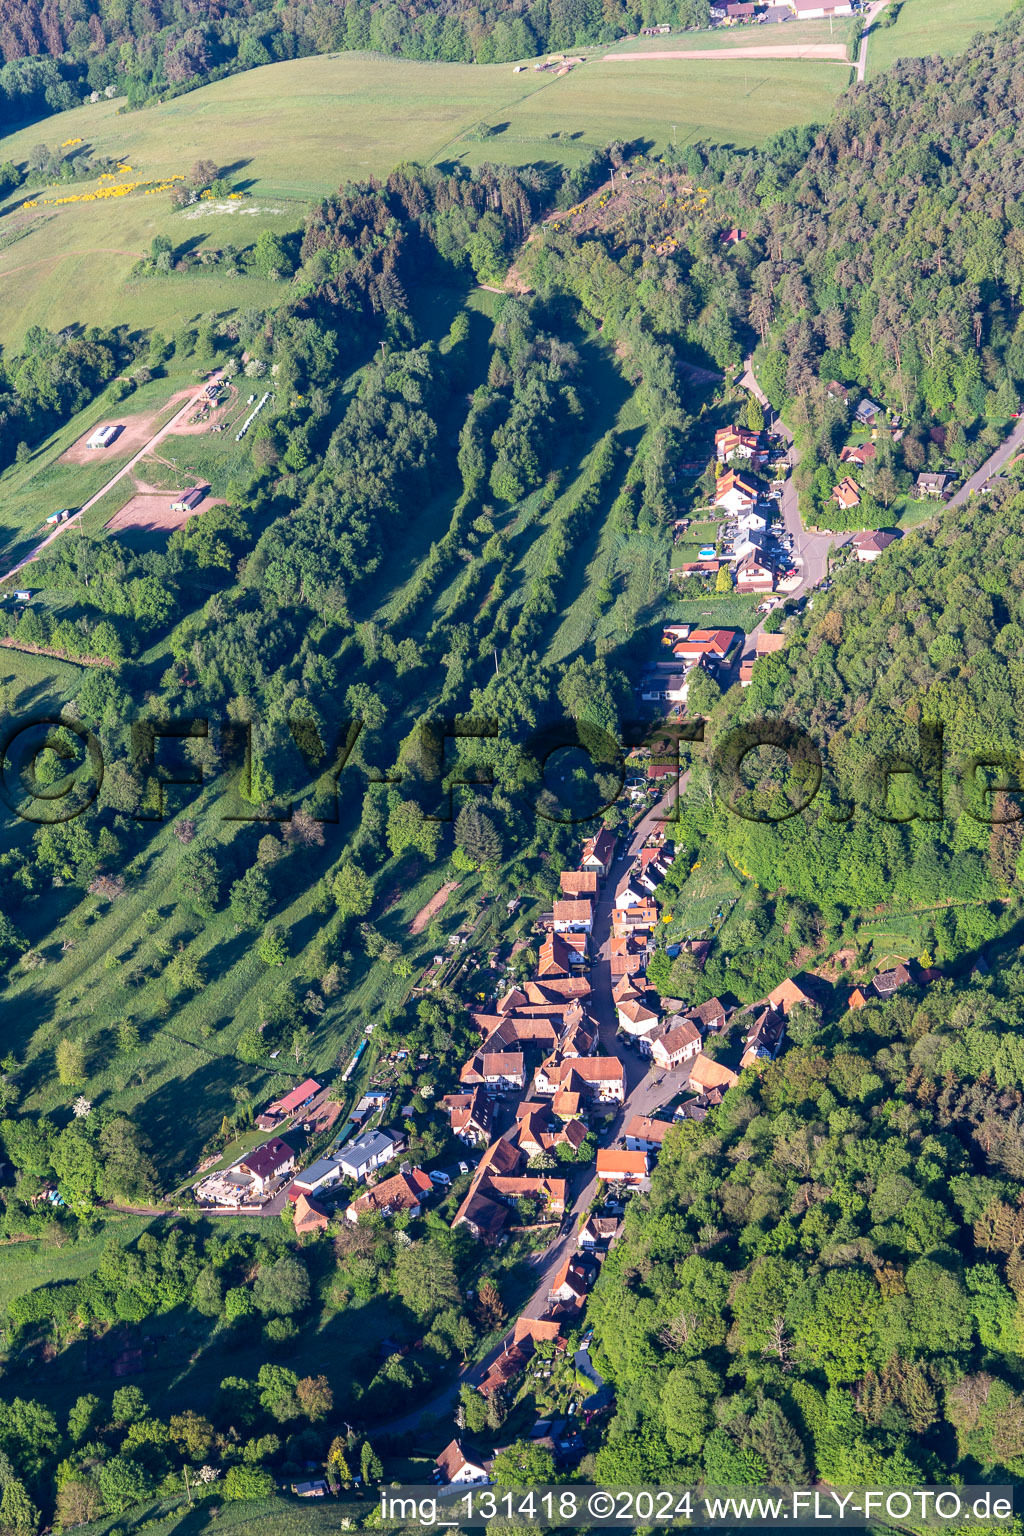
0,49,848,349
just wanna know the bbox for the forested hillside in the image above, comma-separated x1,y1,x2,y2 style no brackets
589,948,1024,1487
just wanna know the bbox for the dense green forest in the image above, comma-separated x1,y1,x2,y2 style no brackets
589,950,1024,1489
0,0,709,129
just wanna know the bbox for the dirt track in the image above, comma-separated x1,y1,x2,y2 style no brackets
602,43,851,60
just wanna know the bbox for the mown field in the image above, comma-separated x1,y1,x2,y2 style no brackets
0,47,853,349
867,0,1015,76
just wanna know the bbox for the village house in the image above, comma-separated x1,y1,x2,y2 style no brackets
256,1077,321,1131
435,1440,489,1487
625,1115,673,1152
833,477,861,511
826,381,851,404
537,932,580,978
551,898,593,934
852,529,900,562
440,1087,493,1145
482,1051,526,1091
293,1193,330,1235
338,1128,400,1183
839,442,876,468
714,469,762,515
596,1147,649,1184
288,1155,344,1200
688,1053,741,1094
916,471,950,498
610,936,647,976
650,1017,702,1070
346,1166,433,1222
847,986,871,1010
873,963,913,999
735,551,775,593
715,425,767,466
580,827,616,879
731,526,774,566
615,879,648,911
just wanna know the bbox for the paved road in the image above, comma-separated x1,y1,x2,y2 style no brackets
735,356,851,666
378,799,690,1445
856,0,894,83
948,416,1024,508
0,370,221,585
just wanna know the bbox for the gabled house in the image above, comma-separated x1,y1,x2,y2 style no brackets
916,471,950,498
441,1087,493,1145
715,426,766,465
435,1439,489,1487
690,996,728,1033
616,997,660,1040
596,1147,649,1184
612,899,659,938
293,1193,330,1235
615,880,648,911
840,442,876,468
735,551,775,593
672,628,738,664
578,1215,621,1251
855,397,883,425
625,1115,673,1152
688,1053,740,1094
538,932,576,978
650,1017,702,1070
238,1137,296,1195
289,1155,344,1199
873,963,912,1000
559,869,599,898
766,975,819,1017
338,1129,399,1183
852,529,899,562
482,1051,526,1091
739,1006,787,1069
548,1256,591,1306
714,469,761,515
833,477,861,511
552,899,593,934
538,1057,625,1104
346,1167,433,1222
580,827,616,879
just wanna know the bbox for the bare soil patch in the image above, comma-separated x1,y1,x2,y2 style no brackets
105,490,224,535
410,880,460,936
59,388,195,465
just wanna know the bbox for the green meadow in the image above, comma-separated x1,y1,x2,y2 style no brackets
867,0,1015,76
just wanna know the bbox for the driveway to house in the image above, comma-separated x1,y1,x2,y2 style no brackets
856,0,894,83
948,416,1024,507
0,370,222,585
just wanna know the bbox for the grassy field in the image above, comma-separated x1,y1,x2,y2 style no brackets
451,55,850,169
0,1215,153,1308
867,0,1014,76
0,49,852,348
600,18,857,51
665,592,763,631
